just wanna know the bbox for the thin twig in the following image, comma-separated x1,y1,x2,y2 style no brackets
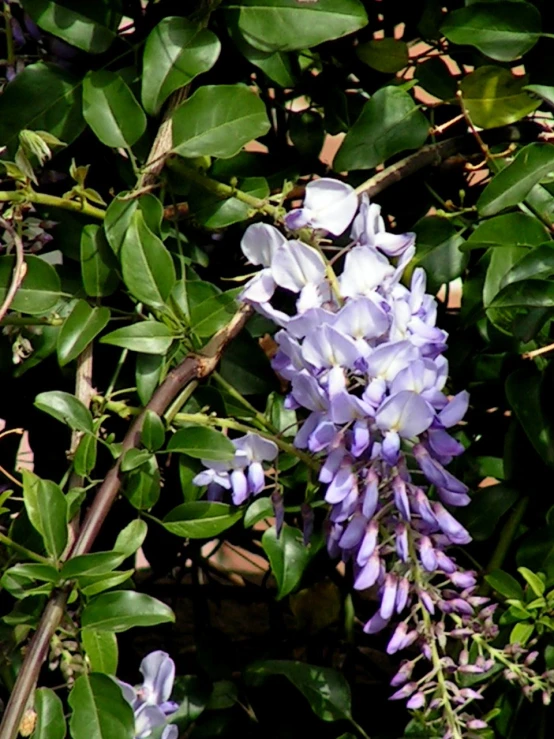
0,218,27,321
522,342,554,360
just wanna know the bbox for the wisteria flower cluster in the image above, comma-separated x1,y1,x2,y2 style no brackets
191,179,550,736
118,651,178,739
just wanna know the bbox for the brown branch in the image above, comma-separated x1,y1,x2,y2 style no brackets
0,218,27,322
0,303,253,739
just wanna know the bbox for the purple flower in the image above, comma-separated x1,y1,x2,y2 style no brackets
285,178,358,236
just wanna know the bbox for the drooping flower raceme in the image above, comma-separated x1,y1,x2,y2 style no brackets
118,651,178,739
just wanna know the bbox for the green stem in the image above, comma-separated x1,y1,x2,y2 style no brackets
3,1,15,68
484,496,529,581
173,412,320,471
0,190,106,220
166,158,279,217
349,717,372,739
105,349,129,401
212,371,276,432
0,315,64,326
0,532,52,565
164,380,199,425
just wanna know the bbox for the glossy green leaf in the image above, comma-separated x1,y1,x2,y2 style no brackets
244,497,273,528
101,321,174,354
356,38,409,74
334,86,429,171
74,433,98,477
178,456,203,503
168,426,236,461
79,571,134,598
114,519,148,557
460,66,539,129
57,301,110,366
81,225,119,297
34,687,66,739
486,278,554,335
510,622,534,646
0,62,83,150
121,449,154,473
142,17,221,116
121,210,176,308
22,470,67,559
518,566,545,597
525,84,554,111
104,193,163,256
163,502,243,538
123,456,160,510
172,84,271,159
34,390,93,432
262,526,315,599
463,213,549,251
502,243,554,287
485,570,525,601
81,629,118,675
81,591,175,632
266,392,297,437
141,410,165,452
457,484,520,541
441,2,541,62
245,660,352,721
506,366,554,467
232,29,296,87
0,255,60,315
483,245,529,307
289,112,325,159
190,177,269,228
61,552,124,580
190,289,241,337
410,217,467,292
20,0,119,54
83,71,146,148
225,0,368,52
415,57,458,101
477,143,554,217
136,352,164,403
69,673,134,739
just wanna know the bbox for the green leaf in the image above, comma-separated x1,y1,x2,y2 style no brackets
0,255,60,315
225,0,368,53
83,70,146,148
502,243,554,287
334,86,429,171
245,660,352,721
524,84,554,111
141,410,165,452
81,225,119,297
262,525,312,599
219,332,276,396
114,519,148,557
518,566,546,597
441,2,541,62
121,210,176,308
22,470,67,560
477,143,554,217
244,497,273,528
57,301,110,366
20,0,119,54
231,29,296,87
123,456,160,510
266,392,297,437
104,193,163,256
168,426,236,461
356,39,409,74
121,449,154,473
142,17,221,116
2,563,59,582
79,571,134,598
136,352,164,404
190,289,241,337
81,591,175,632
409,216,468,293
34,687,66,739
506,366,554,467
415,57,458,102
163,502,243,538
69,673,134,739
81,629,118,675
486,279,554,335
34,390,93,432
74,432,98,478
485,570,525,601
61,552,125,580
460,66,539,129
457,483,520,541
0,62,84,150
510,621,534,646
463,213,549,251
483,244,529,306
171,84,271,159
101,321,174,354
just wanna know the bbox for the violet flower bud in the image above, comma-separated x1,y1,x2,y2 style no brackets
390,682,418,701
406,692,425,710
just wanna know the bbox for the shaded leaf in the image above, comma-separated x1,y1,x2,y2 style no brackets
262,525,315,599
0,255,60,315
101,321,174,354
82,629,118,675
22,471,67,560
462,213,549,251
81,225,119,297
163,502,243,538
34,390,93,432
81,591,175,632
34,688,66,739
168,426,236,461
57,301,110,366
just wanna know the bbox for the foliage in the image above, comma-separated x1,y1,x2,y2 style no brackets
2,1,554,738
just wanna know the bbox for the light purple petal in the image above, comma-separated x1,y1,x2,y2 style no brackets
241,223,286,266
357,520,379,565
234,432,278,462
139,651,175,705
340,246,394,298
438,391,470,428
302,324,360,370
365,340,419,383
247,461,266,493
375,391,434,439
325,464,357,504
303,178,358,236
333,296,389,341
363,610,390,634
380,574,398,620
231,469,249,505
240,269,276,303
271,240,326,293
354,551,381,590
